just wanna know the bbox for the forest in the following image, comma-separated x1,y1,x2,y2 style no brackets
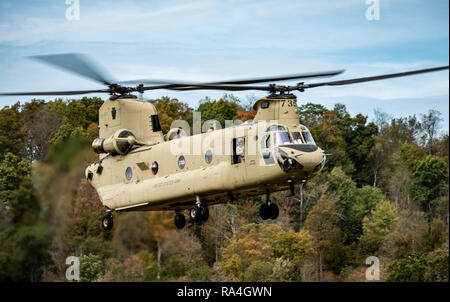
0,95,448,282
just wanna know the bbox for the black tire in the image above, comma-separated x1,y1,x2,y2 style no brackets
259,203,270,220
174,213,186,229
189,206,200,221
199,205,209,222
269,203,279,220
102,214,113,231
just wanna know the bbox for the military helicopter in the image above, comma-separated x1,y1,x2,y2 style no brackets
0,54,448,231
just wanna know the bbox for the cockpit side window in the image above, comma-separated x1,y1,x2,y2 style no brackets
301,126,316,145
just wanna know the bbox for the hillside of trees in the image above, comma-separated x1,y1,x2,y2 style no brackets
0,95,448,282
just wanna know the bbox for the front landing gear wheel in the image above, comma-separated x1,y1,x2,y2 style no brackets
189,206,200,222
259,203,270,220
175,213,186,229
102,213,113,231
269,203,279,220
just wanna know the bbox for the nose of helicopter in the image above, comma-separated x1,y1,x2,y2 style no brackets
275,144,326,173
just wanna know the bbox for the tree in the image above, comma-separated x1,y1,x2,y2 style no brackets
399,143,426,173
409,156,448,220
305,195,340,281
327,168,385,243
368,136,389,187
0,103,25,158
419,109,443,155
299,103,327,128
220,225,272,281
359,200,398,255
148,211,174,279
62,179,113,259
260,224,315,280
0,153,40,225
337,113,378,185
79,254,104,282
382,211,429,259
387,253,428,282
64,97,103,129
197,97,239,128
151,97,192,133
21,100,66,161
0,225,54,281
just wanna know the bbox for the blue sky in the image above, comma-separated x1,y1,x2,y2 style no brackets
0,0,448,132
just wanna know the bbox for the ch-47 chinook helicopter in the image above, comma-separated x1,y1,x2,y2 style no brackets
0,54,448,231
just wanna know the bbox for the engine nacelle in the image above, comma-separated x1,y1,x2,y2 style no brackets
92,129,136,155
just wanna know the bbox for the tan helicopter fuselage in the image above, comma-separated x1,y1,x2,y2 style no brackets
85,94,326,213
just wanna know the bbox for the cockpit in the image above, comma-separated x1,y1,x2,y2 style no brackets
261,124,316,149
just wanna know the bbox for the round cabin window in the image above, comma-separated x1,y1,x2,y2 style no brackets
205,150,213,164
178,156,186,169
151,162,159,175
125,167,132,180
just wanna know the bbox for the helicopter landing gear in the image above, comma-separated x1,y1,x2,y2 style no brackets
188,203,209,223
259,202,279,220
102,212,113,231
174,212,186,229
259,191,279,220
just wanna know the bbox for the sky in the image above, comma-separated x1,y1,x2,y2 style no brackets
0,0,448,132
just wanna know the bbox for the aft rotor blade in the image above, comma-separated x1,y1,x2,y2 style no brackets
0,88,111,96
29,53,116,86
299,66,449,90
123,70,345,86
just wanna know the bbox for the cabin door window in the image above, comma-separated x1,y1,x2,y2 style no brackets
231,137,245,164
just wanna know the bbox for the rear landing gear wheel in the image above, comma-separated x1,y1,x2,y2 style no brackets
199,205,209,222
269,203,279,220
174,213,186,229
259,203,270,220
102,213,113,231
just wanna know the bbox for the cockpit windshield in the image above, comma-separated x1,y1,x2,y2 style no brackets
301,125,316,145
274,132,292,146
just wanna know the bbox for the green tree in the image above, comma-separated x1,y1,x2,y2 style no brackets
197,96,240,127
0,153,40,224
80,254,104,282
338,113,378,185
0,103,25,158
359,200,398,255
387,253,427,282
327,168,385,243
399,143,426,173
409,156,448,219
64,97,103,129
0,225,53,281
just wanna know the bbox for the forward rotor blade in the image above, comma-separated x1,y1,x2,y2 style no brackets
299,66,449,90
0,88,111,96
141,83,272,92
29,53,116,86
123,70,345,86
